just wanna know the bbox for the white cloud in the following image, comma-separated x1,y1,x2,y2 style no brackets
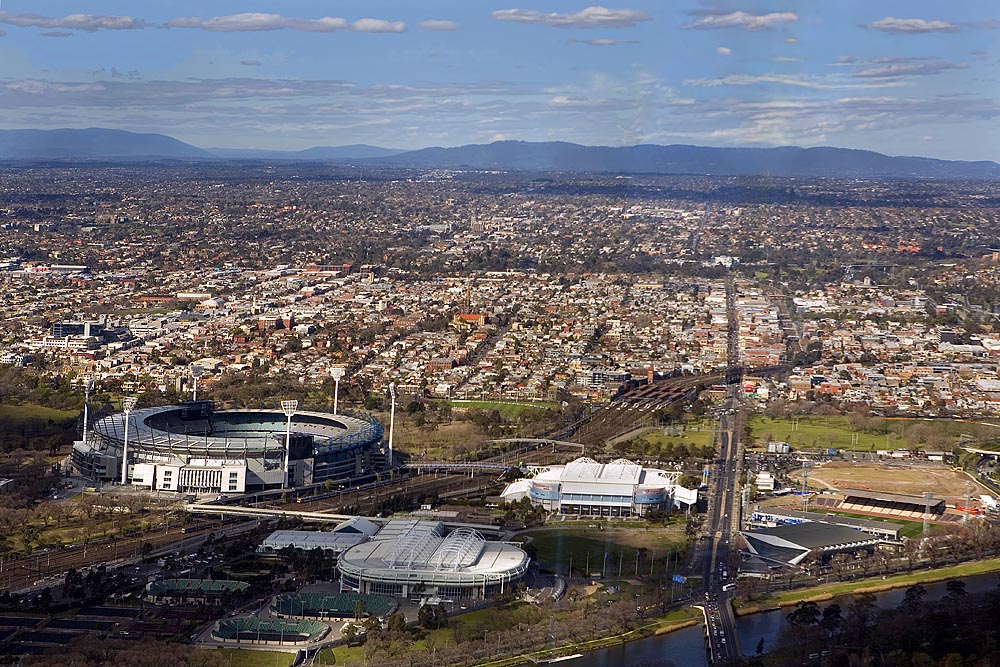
417,20,460,32
0,11,147,31
866,17,958,34
783,36,799,44
351,19,405,34
492,6,650,29
570,38,636,46
855,60,966,78
685,73,904,90
240,60,261,67
683,11,798,31
716,46,732,56
166,13,404,33
40,31,73,38
774,56,800,63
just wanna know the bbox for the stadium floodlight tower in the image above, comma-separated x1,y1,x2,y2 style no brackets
387,383,396,468
330,366,345,415
81,375,94,446
281,400,298,489
191,364,204,401
120,396,139,485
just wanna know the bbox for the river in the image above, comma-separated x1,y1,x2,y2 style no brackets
558,571,1000,667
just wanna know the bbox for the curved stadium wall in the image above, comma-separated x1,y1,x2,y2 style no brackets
71,401,384,494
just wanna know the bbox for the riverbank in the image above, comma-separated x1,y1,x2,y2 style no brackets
735,555,1000,616
472,608,702,667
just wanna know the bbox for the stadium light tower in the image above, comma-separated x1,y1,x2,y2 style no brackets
191,364,204,401
120,396,139,485
281,400,298,489
387,383,396,468
330,367,345,415
81,375,94,446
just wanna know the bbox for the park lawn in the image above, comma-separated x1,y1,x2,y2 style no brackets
636,420,717,450
748,555,1000,610
444,399,557,418
524,527,687,575
0,404,77,422
749,416,971,452
203,648,295,667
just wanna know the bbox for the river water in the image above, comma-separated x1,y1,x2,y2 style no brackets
560,571,1000,667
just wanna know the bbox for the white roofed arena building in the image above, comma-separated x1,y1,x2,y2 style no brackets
337,519,530,601
500,457,699,518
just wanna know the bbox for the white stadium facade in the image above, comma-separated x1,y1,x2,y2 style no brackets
500,457,699,517
71,401,384,494
337,519,530,600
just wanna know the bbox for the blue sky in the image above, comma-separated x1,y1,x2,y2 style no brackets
1,1,999,159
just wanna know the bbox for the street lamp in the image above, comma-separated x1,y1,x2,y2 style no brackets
387,383,396,468
120,396,138,486
281,400,298,489
81,376,94,445
191,365,204,401
330,367,345,415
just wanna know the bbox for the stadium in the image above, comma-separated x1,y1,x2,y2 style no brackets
71,400,384,493
337,519,530,601
500,457,699,517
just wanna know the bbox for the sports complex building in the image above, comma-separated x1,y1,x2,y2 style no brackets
500,457,699,517
71,401,384,494
337,519,530,600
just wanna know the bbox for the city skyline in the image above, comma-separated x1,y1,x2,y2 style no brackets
0,1,999,159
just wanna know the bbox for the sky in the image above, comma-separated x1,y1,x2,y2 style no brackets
1,1,999,159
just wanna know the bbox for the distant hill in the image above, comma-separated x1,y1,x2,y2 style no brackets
370,141,1000,180
0,128,210,159
208,144,405,160
2,129,998,179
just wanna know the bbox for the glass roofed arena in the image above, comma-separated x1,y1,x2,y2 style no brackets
72,400,383,494
337,519,530,601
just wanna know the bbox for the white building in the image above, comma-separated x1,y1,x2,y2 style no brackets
501,457,698,517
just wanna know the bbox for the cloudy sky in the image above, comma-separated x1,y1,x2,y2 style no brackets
1,1,999,159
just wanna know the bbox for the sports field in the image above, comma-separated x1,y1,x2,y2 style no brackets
787,460,984,503
749,415,979,452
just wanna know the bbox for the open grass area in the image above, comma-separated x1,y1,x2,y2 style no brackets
202,648,295,667
633,419,717,450
0,403,77,422
444,399,558,416
786,459,983,503
749,415,973,452
743,556,1000,611
522,526,687,575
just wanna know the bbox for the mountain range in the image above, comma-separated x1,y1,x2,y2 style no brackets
1,127,999,180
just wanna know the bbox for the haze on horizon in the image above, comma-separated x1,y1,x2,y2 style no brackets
1,1,999,161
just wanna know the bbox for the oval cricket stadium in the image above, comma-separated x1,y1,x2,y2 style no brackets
71,400,384,494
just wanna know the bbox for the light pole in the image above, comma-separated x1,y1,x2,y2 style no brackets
330,367,345,415
387,383,396,468
281,400,298,489
120,396,138,486
191,365,204,401
81,376,94,445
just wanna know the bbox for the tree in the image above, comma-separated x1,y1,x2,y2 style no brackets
787,600,821,626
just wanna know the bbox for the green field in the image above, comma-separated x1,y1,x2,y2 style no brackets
635,420,717,450
443,399,557,418
749,415,974,452
0,404,77,421
524,527,686,576
203,649,295,667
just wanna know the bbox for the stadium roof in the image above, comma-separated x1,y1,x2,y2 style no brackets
338,519,529,584
562,457,642,485
752,508,902,538
745,522,882,551
840,488,943,506
260,530,367,553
